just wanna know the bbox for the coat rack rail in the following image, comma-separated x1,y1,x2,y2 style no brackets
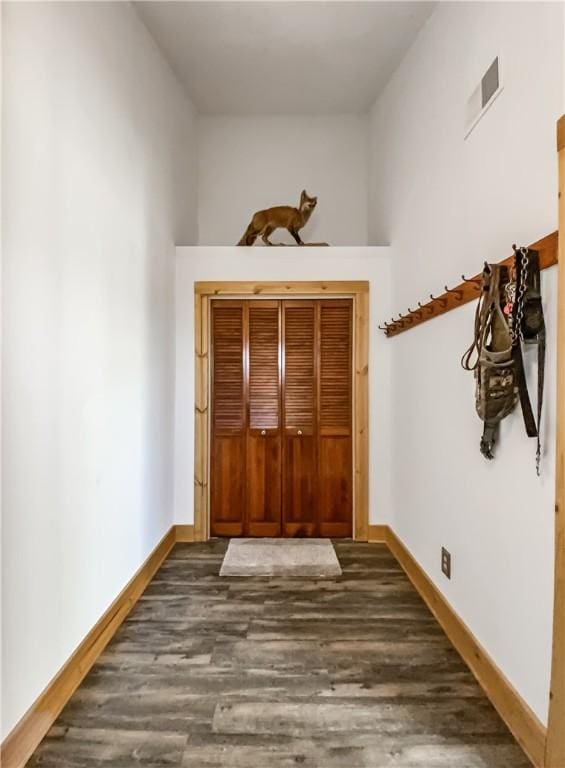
380,231,558,338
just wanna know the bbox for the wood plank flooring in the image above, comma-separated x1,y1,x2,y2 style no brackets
27,540,531,767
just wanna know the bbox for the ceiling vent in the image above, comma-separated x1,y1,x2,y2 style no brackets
464,56,503,139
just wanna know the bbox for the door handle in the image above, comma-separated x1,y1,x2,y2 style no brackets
297,429,303,436
260,429,267,436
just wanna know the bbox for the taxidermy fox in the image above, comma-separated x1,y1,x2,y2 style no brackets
238,190,317,246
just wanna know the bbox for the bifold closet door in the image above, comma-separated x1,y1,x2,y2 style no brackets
246,301,282,537
282,301,318,536
318,300,353,538
211,298,352,538
211,300,282,537
210,301,246,536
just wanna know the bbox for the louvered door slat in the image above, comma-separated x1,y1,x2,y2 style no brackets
283,305,315,429
249,305,280,429
282,301,317,535
318,300,352,538
212,306,244,433
320,304,352,431
211,302,245,536
247,301,281,536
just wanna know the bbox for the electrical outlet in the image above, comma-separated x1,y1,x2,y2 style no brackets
441,547,451,579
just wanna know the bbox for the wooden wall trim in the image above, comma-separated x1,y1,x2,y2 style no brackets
0,526,182,768
382,231,557,339
557,114,565,154
176,524,195,542
376,526,546,768
194,282,370,541
367,524,388,543
195,280,369,296
546,116,565,768
194,293,210,543
354,290,369,541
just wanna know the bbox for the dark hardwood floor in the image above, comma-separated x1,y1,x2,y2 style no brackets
28,540,531,767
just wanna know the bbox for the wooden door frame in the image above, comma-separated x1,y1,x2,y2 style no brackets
545,117,565,767
194,281,369,542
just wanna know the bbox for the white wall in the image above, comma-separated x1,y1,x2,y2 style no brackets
174,246,393,530
1,1,197,737
369,1,563,723
197,115,369,246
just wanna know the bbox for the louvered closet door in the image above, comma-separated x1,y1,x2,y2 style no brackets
211,298,352,539
210,301,246,536
282,301,318,536
246,301,282,536
318,300,353,538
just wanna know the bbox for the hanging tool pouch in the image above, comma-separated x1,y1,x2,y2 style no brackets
511,247,545,473
461,263,518,459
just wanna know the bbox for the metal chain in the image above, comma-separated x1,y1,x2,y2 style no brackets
512,247,529,345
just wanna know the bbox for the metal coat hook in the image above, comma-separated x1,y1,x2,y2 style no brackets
444,285,463,300
377,233,556,339
461,274,481,289
418,301,434,315
430,293,447,308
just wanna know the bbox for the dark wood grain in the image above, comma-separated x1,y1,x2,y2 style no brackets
318,300,352,537
247,301,282,536
26,540,532,768
282,300,318,536
212,299,354,538
210,302,246,536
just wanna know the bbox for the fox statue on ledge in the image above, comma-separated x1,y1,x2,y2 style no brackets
237,190,320,246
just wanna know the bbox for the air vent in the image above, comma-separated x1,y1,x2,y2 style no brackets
465,56,503,139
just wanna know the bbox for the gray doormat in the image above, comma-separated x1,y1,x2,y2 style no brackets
219,538,342,578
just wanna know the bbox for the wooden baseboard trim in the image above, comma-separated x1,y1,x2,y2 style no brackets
367,524,388,543
381,525,546,768
1,525,177,768
175,524,195,542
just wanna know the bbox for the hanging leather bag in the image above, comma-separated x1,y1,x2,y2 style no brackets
461,263,518,459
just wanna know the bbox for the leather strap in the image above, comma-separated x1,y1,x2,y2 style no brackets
512,248,546,474
536,324,546,474
481,422,498,460
512,342,537,437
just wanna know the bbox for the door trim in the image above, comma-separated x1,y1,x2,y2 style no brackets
194,281,369,542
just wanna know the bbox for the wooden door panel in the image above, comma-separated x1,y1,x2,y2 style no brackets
211,436,245,536
248,303,280,430
318,300,353,538
212,304,245,435
211,302,245,536
211,298,353,540
283,434,317,537
247,434,281,537
282,301,318,535
319,301,352,432
318,437,352,537
247,301,281,534
283,303,316,430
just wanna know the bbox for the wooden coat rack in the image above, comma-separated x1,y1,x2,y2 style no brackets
379,231,558,337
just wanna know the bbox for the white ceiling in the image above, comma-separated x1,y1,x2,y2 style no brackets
135,2,436,114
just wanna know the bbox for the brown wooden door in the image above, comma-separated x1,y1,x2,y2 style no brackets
210,301,246,536
210,298,352,538
282,301,318,536
318,300,353,538
246,301,282,536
